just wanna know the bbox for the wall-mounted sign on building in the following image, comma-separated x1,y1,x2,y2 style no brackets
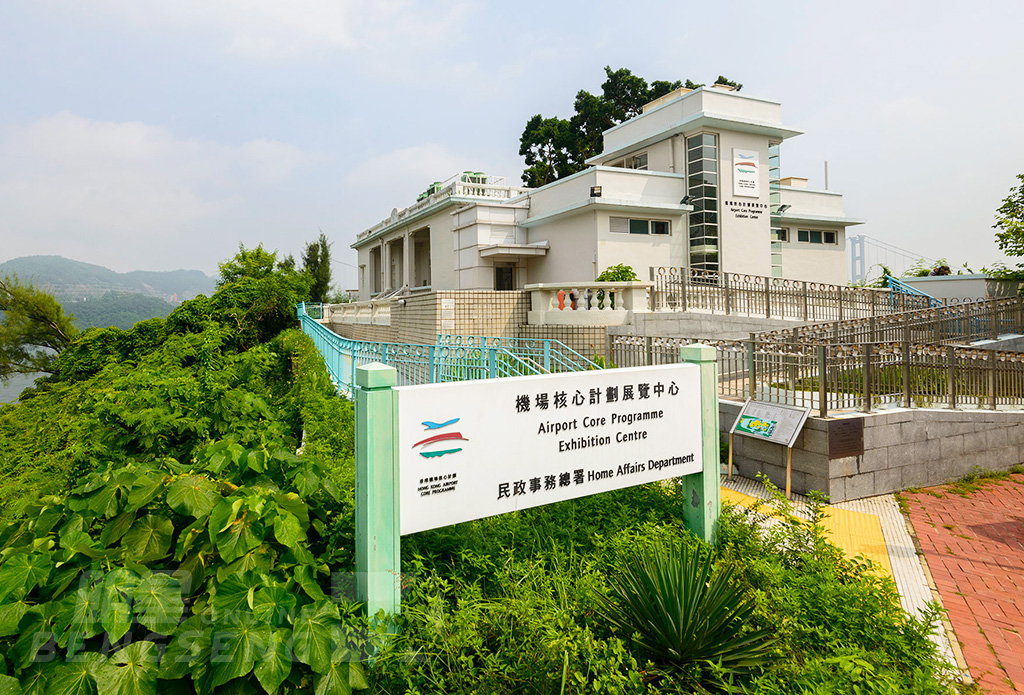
732,148,760,198
396,364,703,535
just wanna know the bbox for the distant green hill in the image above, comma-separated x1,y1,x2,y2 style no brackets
0,255,215,302
65,291,175,330
0,257,217,402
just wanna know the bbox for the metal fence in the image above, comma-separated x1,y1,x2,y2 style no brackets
609,334,1024,416
297,304,599,393
650,267,931,321
438,334,598,373
752,296,1024,347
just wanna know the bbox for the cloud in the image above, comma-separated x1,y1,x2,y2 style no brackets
343,143,471,223
0,113,315,270
82,0,476,59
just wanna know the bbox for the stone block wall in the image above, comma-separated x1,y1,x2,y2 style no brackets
720,400,1024,501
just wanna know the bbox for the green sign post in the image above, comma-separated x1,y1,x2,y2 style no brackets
354,343,721,620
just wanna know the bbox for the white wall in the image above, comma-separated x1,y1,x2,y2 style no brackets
596,211,686,278
525,211,599,283
778,227,847,284
602,88,785,154
716,130,772,277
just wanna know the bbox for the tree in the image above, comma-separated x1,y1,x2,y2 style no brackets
994,173,1024,259
217,242,295,287
519,67,742,187
0,274,79,380
302,232,333,303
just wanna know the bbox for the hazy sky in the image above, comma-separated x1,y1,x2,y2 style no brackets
2,0,1023,289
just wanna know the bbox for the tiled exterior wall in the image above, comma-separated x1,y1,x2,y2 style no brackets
434,291,529,338
332,324,398,343
518,325,609,361
389,294,440,345
720,400,1024,501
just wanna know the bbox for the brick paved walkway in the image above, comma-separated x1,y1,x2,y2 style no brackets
905,474,1024,694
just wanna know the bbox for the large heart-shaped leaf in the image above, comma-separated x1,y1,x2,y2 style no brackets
121,516,173,564
95,642,158,695
0,599,29,637
212,512,263,565
166,477,221,519
211,572,261,624
292,601,339,675
292,468,319,497
97,512,136,550
99,569,139,643
313,660,367,695
54,584,102,648
253,629,292,695
251,587,296,627
0,552,53,603
12,603,60,669
272,513,301,548
157,616,206,681
133,574,182,636
44,652,106,695
0,674,20,695
125,475,164,513
210,615,270,688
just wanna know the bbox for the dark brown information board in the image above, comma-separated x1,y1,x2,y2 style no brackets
828,418,864,459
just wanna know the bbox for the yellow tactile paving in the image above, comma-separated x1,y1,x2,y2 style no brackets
818,507,893,578
720,484,893,579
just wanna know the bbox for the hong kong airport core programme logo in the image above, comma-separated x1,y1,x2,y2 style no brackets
412,417,467,458
735,152,757,175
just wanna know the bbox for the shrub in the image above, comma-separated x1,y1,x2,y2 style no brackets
597,540,775,688
0,439,369,695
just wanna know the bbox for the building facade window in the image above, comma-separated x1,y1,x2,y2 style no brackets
608,151,648,170
796,229,837,244
610,217,670,235
495,265,515,290
686,133,719,272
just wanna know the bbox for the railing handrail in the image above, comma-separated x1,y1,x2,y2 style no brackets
437,334,600,372
609,331,1024,415
751,295,1024,347
885,275,942,307
649,266,929,322
357,174,530,242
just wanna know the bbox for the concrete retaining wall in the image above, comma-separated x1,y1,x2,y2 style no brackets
621,311,810,341
720,400,1024,501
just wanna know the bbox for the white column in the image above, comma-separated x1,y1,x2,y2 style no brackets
403,232,412,289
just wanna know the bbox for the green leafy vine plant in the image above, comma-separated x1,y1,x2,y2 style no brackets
0,439,373,695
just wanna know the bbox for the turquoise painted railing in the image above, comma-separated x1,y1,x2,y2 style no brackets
885,276,942,308
297,303,567,392
436,334,599,373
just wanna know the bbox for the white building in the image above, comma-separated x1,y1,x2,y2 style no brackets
352,84,863,301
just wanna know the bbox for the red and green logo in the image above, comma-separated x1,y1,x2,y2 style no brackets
413,418,467,458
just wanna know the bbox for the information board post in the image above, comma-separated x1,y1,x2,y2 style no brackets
354,363,401,620
680,344,721,543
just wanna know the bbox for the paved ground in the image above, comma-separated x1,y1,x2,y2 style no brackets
722,476,961,675
905,474,1024,695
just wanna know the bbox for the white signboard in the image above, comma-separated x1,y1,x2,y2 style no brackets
730,399,810,448
732,148,760,198
397,364,703,535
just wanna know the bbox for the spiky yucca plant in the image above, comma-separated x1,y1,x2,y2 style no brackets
598,540,775,686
